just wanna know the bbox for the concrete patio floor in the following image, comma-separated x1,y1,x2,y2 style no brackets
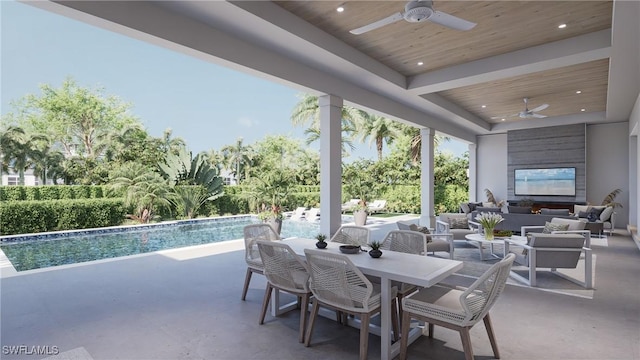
1,217,639,360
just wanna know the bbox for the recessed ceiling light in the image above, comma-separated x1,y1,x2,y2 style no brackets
501,118,505,121
417,61,424,66
576,90,582,94
336,5,345,12
581,108,586,112
558,23,567,29
481,105,487,108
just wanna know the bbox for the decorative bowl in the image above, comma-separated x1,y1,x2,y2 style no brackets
339,245,360,254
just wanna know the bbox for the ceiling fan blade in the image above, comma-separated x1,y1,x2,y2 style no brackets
350,12,404,35
428,10,476,31
530,103,549,113
531,113,547,118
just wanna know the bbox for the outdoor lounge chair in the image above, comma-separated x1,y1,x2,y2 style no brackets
507,233,593,288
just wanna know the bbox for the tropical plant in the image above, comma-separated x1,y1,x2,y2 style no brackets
221,137,254,184
171,185,210,219
369,241,382,251
108,162,174,223
355,112,402,161
158,146,224,200
342,161,376,206
315,233,327,243
484,188,505,207
601,188,623,208
246,170,295,220
0,126,47,185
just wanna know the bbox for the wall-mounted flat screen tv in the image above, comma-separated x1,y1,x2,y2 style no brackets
514,167,576,196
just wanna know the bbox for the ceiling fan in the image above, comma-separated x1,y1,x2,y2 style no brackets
491,98,550,120
349,0,476,35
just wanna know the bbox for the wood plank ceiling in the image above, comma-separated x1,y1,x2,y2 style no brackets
275,1,613,125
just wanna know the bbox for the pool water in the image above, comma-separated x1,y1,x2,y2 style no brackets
0,217,322,272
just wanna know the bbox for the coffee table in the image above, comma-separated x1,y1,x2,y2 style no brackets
465,233,527,261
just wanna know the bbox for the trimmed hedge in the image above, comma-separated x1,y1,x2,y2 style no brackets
0,185,112,202
0,198,126,236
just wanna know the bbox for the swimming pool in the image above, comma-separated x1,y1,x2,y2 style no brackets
0,216,327,272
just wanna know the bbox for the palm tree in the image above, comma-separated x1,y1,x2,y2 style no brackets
401,125,449,164
221,138,254,184
355,113,402,161
108,162,174,223
161,128,187,155
0,126,47,185
291,94,362,154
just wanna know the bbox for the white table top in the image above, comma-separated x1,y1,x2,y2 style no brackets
283,237,463,288
465,233,527,244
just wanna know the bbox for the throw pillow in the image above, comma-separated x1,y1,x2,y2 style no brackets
540,208,570,216
449,217,469,229
577,211,590,218
599,206,614,222
468,202,483,212
508,206,532,214
542,222,570,234
587,207,604,222
409,224,431,234
476,207,502,213
459,203,471,214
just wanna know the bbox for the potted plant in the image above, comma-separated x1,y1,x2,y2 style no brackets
474,212,504,240
368,241,383,258
343,165,375,226
315,233,327,249
246,170,294,235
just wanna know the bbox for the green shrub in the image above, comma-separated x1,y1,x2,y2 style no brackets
0,198,125,235
24,187,41,201
39,186,60,200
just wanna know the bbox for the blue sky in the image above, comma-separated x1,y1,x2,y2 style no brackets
1,1,466,160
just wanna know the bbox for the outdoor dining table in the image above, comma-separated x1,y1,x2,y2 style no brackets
279,237,464,360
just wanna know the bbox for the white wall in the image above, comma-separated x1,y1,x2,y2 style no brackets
587,122,629,227
475,122,633,228
476,134,508,205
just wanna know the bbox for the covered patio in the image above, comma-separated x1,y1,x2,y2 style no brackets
1,219,638,359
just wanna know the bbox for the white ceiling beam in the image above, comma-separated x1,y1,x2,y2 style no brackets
407,29,612,95
606,0,640,121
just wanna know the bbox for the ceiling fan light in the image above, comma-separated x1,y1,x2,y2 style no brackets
336,6,344,13
558,23,567,29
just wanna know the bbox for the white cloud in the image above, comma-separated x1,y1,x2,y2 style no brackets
237,117,257,128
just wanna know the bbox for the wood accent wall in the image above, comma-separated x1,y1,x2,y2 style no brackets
507,124,586,203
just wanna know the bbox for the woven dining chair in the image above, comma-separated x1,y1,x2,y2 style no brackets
329,225,370,247
256,240,311,343
380,230,426,321
304,249,399,360
399,253,515,360
241,223,281,301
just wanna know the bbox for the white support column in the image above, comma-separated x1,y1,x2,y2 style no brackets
468,143,477,202
420,128,435,227
319,94,343,237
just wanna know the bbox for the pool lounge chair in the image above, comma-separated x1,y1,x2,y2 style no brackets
369,199,387,213
305,208,320,222
288,207,307,221
341,199,360,212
